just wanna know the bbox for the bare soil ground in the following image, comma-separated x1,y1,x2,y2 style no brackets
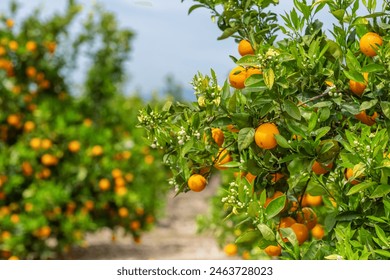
70,175,236,260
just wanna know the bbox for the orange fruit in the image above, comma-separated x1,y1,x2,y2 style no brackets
45,41,57,54
271,172,284,183
290,223,309,245
68,140,81,153
311,161,333,175
213,148,232,170
26,66,37,78
144,155,154,165
36,226,51,239
22,161,33,177
8,40,18,51
223,243,238,256
91,145,103,156
7,114,21,127
41,154,58,166
130,220,141,231
278,216,297,229
245,172,256,184
227,124,240,133
6,19,14,28
296,207,317,230
355,111,378,126
238,39,255,56
254,123,280,150
305,194,322,207
118,207,129,218
360,32,383,57
188,174,207,192
264,245,282,257
26,41,37,52
41,139,52,150
349,72,368,97
345,168,361,185
211,128,224,147
23,121,35,133
111,168,122,179
98,178,110,191
229,66,247,89
246,67,262,77
311,224,325,240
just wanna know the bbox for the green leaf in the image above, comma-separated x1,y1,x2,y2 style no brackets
284,99,301,120
380,101,390,119
238,127,255,151
274,134,292,149
257,224,275,241
218,27,237,40
332,9,345,21
263,68,275,90
346,181,377,196
344,70,365,83
265,195,286,219
369,184,390,198
235,230,259,244
361,63,385,73
374,249,390,258
374,225,389,246
188,4,204,15
335,211,363,222
180,140,193,158
236,55,259,67
360,100,378,111
346,49,361,72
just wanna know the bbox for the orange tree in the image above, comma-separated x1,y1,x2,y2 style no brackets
139,0,390,259
0,1,169,259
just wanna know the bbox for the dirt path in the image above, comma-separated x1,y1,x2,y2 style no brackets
71,175,236,260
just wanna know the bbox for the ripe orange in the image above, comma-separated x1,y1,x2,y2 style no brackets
305,194,322,207
290,223,309,245
26,41,37,52
118,207,129,218
360,32,383,57
254,123,280,150
68,140,81,153
188,174,207,192
6,19,14,28
91,145,103,156
246,67,262,77
213,148,232,170
211,128,224,147
7,114,21,127
41,139,52,150
345,168,361,185
227,124,240,133
223,243,238,256
311,161,333,175
296,207,317,230
311,224,325,240
238,39,255,56
22,161,33,177
111,168,123,179
271,172,284,183
355,111,378,126
264,245,282,257
130,220,141,231
229,66,247,89
45,41,57,54
245,172,256,184
8,40,18,51
26,66,37,78
23,121,35,133
278,216,296,229
349,72,368,97
98,178,111,191
41,154,58,166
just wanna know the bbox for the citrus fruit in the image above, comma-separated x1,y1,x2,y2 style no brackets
41,154,58,166
98,178,110,191
211,127,224,147
360,32,383,57
296,207,317,230
264,245,282,257
223,243,238,256
355,111,378,126
278,216,296,229
345,168,361,185
213,148,232,170
305,194,322,207
254,123,280,150
311,161,333,175
188,174,207,192
349,72,368,97
68,140,81,153
229,66,247,89
290,223,309,245
238,39,254,56
311,224,325,240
